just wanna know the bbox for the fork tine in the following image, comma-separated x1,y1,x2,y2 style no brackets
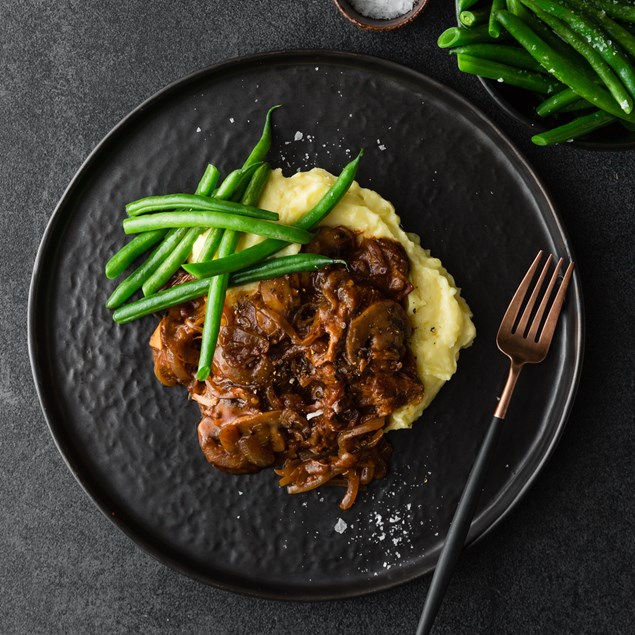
498,251,543,333
527,257,562,341
515,254,553,336
538,261,575,346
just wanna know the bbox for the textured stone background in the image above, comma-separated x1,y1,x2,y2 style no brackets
1,1,633,633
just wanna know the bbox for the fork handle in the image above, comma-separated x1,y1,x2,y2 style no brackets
415,414,505,635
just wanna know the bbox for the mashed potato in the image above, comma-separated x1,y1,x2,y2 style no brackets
192,168,475,431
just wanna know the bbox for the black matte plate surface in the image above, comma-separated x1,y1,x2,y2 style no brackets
29,51,584,600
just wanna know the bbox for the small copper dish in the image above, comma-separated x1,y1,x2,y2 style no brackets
333,0,429,32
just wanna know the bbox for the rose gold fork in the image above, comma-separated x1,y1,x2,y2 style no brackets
416,251,575,635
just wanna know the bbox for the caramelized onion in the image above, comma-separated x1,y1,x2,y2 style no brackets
152,227,424,507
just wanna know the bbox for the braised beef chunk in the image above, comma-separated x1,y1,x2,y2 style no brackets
151,227,424,509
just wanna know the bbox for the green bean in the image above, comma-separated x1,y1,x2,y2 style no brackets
519,0,633,113
242,105,280,169
230,254,346,286
195,164,272,379
536,87,585,116
496,10,635,122
123,211,312,244
438,25,498,48
105,228,189,309
124,193,277,220
449,44,547,73
460,7,491,27
195,109,277,264
183,151,362,279
573,2,635,59
506,0,595,74
531,109,616,145
213,162,261,200
589,0,635,24
196,164,221,195
529,0,635,107
489,0,506,38
456,54,562,93
112,254,343,324
459,0,481,11
104,230,167,279
196,276,226,380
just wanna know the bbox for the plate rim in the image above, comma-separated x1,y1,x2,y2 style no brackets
28,48,585,601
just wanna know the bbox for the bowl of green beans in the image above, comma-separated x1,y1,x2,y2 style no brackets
441,0,635,148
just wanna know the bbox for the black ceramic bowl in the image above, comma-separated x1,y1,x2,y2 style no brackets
453,3,635,150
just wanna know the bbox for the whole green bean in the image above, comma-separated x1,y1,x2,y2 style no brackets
496,10,635,122
105,229,167,279
242,105,280,169
457,54,562,93
529,0,635,106
196,275,226,381
112,254,343,324
589,0,635,24
519,0,633,113
489,0,506,38
125,193,277,220
536,87,585,116
460,7,491,27
194,164,272,379
105,228,189,309
531,109,616,145
572,1,635,59
230,254,346,286
123,212,312,244
183,151,362,279
449,44,547,73
195,109,277,264
438,25,498,48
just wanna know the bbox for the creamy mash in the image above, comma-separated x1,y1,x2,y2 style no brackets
192,168,476,430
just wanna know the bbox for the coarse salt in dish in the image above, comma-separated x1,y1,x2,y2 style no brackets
350,0,415,20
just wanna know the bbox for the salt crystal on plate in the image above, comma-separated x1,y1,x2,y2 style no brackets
334,518,348,533
294,131,303,141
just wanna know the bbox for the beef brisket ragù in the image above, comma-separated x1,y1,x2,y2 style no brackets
151,227,424,509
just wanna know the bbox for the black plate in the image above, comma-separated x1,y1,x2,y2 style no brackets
29,51,584,600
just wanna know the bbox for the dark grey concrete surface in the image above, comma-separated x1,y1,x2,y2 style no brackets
1,1,633,633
